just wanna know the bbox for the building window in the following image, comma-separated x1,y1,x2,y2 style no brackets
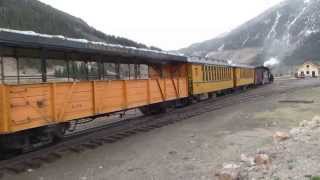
306,71,310,75
306,65,310,68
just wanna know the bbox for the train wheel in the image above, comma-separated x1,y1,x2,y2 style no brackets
242,86,248,91
176,98,190,108
0,148,21,160
208,93,217,99
140,102,175,115
139,105,161,115
139,106,152,115
52,123,69,141
0,123,69,154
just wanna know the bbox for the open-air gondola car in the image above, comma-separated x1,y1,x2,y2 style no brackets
0,29,189,150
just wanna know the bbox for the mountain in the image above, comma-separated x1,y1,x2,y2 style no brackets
179,0,320,73
0,0,156,49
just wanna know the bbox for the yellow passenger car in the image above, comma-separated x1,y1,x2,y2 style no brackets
188,58,234,95
233,66,255,87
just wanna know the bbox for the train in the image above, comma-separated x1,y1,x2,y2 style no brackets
0,28,272,152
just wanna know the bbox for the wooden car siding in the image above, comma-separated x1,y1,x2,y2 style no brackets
0,75,188,134
235,68,255,87
0,85,8,132
191,80,234,95
188,64,234,95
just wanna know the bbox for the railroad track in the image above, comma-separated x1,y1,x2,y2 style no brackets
0,80,319,177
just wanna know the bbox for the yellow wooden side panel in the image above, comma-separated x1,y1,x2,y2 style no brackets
8,84,54,132
149,79,165,103
55,82,94,122
176,64,188,98
0,85,5,133
95,81,126,114
165,78,177,100
237,78,254,86
178,78,188,97
189,64,234,95
192,80,234,95
3,74,188,133
126,80,148,108
190,64,203,82
236,68,255,87
235,68,240,80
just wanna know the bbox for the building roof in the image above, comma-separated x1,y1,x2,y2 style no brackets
0,28,187,64
301,60,320,67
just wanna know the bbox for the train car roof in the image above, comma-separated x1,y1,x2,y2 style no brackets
188,57,255,68
188,57,231,66
232,64,256,69
255,66,271,70
0,28,187,64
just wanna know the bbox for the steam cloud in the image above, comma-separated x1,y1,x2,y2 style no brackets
264,57,279,67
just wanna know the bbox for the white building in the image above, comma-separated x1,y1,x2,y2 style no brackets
297,61,320,78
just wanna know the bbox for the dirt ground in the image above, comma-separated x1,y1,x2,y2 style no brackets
5,79,320,180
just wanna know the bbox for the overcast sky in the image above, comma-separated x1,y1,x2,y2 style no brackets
39,0,283,50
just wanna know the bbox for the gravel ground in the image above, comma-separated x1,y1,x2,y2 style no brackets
4,79,320,180
241,115,320,179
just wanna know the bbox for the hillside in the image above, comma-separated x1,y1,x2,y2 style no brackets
179,0,320,73
0,0,154,49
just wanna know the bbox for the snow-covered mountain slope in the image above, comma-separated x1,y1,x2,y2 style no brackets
0,0,152,49
179,0,320,71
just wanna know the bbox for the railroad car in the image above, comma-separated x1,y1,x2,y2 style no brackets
233,65,255,89
0,29,189,151
187,57,257,98
0,29,272,153
187,57,234,98
254,66,273,85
